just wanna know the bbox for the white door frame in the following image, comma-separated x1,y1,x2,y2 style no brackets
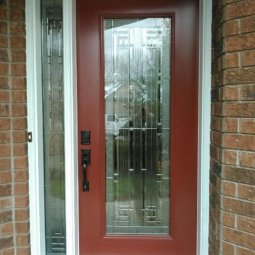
26,0,212,254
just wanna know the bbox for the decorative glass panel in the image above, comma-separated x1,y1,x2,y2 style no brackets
41,0,66,253
105,18,171,235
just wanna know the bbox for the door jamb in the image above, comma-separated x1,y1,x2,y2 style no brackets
26,0,211,254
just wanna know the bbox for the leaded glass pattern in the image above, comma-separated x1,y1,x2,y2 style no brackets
104,18,171,235
41,0,66,253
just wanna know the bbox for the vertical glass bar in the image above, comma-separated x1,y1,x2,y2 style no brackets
41,0,66,253
105,18,171,235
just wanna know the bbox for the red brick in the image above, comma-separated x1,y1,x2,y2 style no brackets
0,35,8,47
225,33,255,52
0,8,7,20
240,152,255,168
223,197,255,217
224,102,255,117
12,118,27,130
0,210,12,223
11,50,25,62
242,50,255,67
238,184,255,202
0,237,13,250
0,104,9,117
225,0,255,20
211,116,221,131
16,234,29,247
0,119,10,130
15,222,29,234
0,132,10,144
12,91,26,103
0,132,11,144
0,158,11,171
14,171,28,182
15,247,30,255
0,171,11,184
222,211,236,228
13,131,27,143
12,104,27,117
211,131,222,147
0,197,12,210
11,63,26,76
10,36,25,49
223,181,236,196
236,247,255,255
10,9,24,21
224,67,255,85
15,195,29,208
14,157,28,169
223,134,255,150
223,226,255,250
0,49,8,61
223,86,239,100
238,215,255,235
13,144,27,156
0,21,7,34
241,15,255,34
0,144,10,157
224,166,255,185
0,77,9,89
1,223,14,236
2,248,15,255
0,184,11,196
240,85,255,101
224,19,240,36
11,77,26,90
10,22,25,35
14,182,28,195
224,52,239,69
0,91,9,102
221,241,235,255
240,119,255,134
223,149,237,165
0,63,8,75
9,0,25,6
15,209,29,221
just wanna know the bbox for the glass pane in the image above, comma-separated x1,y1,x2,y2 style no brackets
41,0,66,254
105,18,171,235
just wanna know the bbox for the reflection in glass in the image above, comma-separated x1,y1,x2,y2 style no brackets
41,0,66,253
104,18,171,235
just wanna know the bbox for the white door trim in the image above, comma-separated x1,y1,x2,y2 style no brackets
62,0,79,254
197,0,212,255
26,0,46,254
26,0,211,254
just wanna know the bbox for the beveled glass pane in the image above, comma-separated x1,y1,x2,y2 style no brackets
104,18,171,235
41,0,66,253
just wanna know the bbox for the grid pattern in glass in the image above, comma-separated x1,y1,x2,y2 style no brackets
104,18,171,235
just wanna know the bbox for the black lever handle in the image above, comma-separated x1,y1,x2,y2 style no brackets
82,163,89,192
81,149,91,192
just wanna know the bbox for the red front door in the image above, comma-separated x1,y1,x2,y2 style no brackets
77,0,198,254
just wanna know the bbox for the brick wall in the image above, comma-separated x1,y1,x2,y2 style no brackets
210,0,255,255
0,0,30,254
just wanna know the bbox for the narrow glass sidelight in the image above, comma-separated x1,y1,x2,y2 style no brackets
104,18,171,235
41,0,66,253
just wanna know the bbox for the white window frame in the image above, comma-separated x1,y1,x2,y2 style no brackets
26,0,212,254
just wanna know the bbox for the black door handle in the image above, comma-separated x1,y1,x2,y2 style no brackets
81,149,91,192
82,163,89,192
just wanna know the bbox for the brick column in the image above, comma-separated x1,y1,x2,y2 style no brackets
210,0,255,255
0,0,29,254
